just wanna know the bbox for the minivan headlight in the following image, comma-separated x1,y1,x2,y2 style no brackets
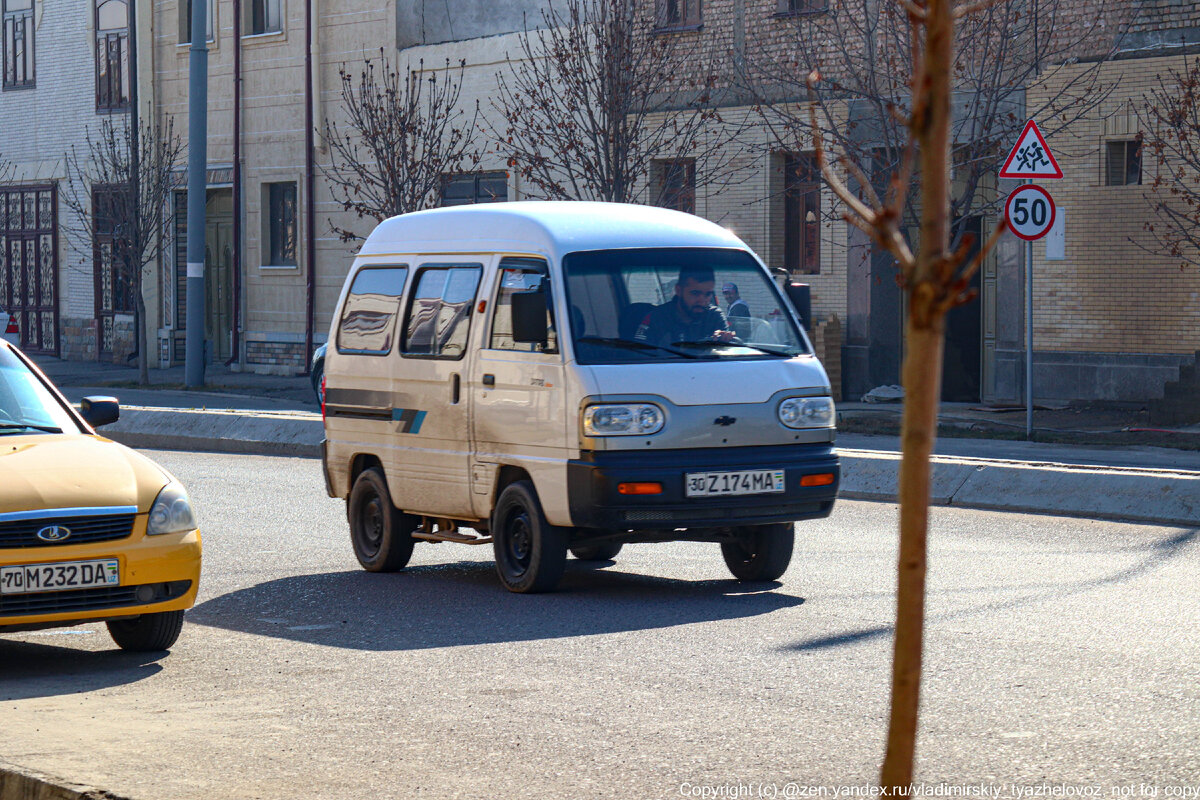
583,403,665,436
778,396,835,429
147,482,198,535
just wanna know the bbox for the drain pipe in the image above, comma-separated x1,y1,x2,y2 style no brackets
302,0,316,374
227,0,242,366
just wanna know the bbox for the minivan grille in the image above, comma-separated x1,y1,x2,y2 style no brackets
0,514,136,549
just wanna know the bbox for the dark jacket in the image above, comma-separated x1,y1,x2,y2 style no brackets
633,300,731,348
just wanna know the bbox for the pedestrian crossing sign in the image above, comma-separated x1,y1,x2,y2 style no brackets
999,119,1064,179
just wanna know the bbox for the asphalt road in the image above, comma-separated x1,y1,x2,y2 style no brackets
2,450,1199,799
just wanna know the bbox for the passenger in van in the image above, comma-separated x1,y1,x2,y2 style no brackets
633,266,737,347
722,282,750,318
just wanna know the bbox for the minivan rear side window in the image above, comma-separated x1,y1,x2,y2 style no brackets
402,264,482,359
336,266,408,355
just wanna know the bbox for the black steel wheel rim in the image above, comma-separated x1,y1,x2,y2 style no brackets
357,493,384,557
504,507,533,573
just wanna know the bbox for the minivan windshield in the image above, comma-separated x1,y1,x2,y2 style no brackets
0,347,79,435
562,248,807,365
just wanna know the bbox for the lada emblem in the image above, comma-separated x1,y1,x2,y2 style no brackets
36,525,71,542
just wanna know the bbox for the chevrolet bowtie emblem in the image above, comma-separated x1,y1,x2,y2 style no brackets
713,416,736,426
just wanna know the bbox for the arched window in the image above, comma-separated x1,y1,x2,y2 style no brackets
96,0,129,110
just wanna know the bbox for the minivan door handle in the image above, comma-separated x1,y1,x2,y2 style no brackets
451,373,461,404
482,374,495,387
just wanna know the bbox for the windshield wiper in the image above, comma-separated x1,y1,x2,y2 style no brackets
0,422,64,434
575,336,700,359
670,340,798,357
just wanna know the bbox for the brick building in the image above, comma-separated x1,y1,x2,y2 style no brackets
0,0,151,362
18,0,1196,409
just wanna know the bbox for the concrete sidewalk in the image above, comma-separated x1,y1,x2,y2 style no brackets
31,355,1200,529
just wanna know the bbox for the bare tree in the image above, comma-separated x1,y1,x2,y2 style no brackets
492,0,743,207
787,0,1027,786
750,0,1133,248
1137,54,1200,271
62,117,184,385
322,51,482,242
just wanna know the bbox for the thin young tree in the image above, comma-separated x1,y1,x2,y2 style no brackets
322,51,482,243
751,0,1132,249
62,117,184,385
1137,54,1200,271
492,0,741,207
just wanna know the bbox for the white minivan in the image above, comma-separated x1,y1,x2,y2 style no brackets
321,202,839,593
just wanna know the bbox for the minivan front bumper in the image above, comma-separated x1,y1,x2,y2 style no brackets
566,443,839,530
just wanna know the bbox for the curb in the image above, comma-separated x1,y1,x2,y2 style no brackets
95,406,1200,528
0,761,130,800
838,448,1200,528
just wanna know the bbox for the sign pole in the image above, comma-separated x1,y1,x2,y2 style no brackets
1025,177,1034,440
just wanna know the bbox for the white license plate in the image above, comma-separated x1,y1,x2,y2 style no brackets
0,559,120,596
686,469,786,497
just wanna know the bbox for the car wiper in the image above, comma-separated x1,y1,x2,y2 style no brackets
0,422,64,434
670,340,797,357
575,336,700,359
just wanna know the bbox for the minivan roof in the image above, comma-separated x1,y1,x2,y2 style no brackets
358,201,748,258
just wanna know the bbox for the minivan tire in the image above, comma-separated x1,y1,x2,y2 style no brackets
721,523,794,582
349,468,416,572
492,480,568,593
570,542,623,561
106,610,185,651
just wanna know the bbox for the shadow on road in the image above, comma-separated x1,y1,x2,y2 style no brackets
0,637,166,700
187,559,804,650
784,526,1199,652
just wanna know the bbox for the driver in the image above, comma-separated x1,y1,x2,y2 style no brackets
634,266,736,348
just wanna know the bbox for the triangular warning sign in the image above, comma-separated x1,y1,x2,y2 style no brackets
999,119,1063,179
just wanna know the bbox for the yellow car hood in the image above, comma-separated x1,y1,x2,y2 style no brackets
0,435,170,514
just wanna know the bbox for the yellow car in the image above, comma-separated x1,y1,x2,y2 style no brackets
0,340,201,651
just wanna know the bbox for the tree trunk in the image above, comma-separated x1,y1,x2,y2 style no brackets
136,289,150,386
880,0,955,789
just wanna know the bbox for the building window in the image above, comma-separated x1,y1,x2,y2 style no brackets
652,159,696,215
776,0,828,14
179,0,214,44
1105,139,1141,186
96,0,129,110
245,0,282,36
264,182,297,266
2,0,33,89
440,172,508,206
785,153,820,275
656,0,701,29
93,185,135,357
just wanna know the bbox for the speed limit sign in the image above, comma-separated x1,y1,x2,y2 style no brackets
1005,184,1056,241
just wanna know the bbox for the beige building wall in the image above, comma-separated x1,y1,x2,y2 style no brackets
1022,53,1200,399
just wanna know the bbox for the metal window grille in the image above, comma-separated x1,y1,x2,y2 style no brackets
2,0,33,89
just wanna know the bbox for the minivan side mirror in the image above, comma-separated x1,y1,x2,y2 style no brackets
511,290,549,345
80,396,120,428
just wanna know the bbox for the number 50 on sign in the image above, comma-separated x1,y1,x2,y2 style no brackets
1005,184,1056,241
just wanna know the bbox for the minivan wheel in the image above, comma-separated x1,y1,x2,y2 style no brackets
349,468,416,572
570,542,623,561
106,610,185,651
492,480,568,593
721,523,794,582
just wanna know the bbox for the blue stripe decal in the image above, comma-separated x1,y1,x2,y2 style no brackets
390,408,427,434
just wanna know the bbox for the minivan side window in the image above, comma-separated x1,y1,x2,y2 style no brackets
489,258,556,353
336,266,408,355
402,264,482,359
